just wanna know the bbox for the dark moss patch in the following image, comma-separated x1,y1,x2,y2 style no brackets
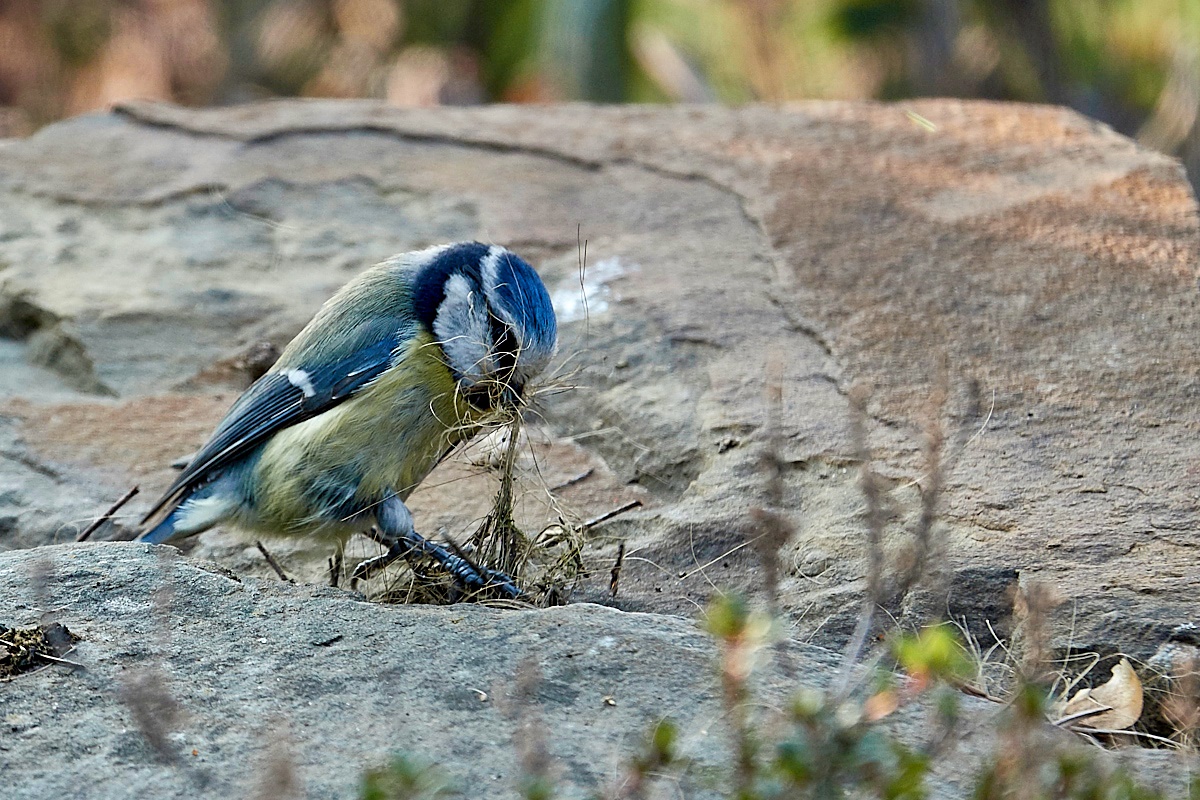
0,622,78,679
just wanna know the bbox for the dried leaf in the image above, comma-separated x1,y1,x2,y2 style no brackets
1061,657,1143,730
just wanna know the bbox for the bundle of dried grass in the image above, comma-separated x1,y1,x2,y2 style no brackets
372,415,585,607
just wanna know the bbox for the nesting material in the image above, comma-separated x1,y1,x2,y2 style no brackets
376,415,585,607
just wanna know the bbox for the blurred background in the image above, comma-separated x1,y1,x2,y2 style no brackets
0,0,1196,188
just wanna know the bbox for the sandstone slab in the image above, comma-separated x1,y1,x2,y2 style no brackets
0,544,1190,799
0,100,1196,665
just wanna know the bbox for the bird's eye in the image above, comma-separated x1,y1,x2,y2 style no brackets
489,313,520,378
456,313,522,413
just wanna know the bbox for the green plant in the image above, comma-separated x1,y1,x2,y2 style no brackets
360,754,454,800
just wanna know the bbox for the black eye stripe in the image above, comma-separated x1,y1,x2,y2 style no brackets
490,313,519,374
412,242,490,331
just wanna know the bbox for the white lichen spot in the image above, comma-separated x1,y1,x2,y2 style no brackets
551,256,634,323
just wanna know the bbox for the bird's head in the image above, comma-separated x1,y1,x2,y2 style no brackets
413,242,558,412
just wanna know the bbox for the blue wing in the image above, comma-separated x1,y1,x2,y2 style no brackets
140,316,415,526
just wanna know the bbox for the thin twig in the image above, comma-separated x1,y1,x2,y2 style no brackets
1052,705,1114,727
1,663,52,682
328,545,343,589
584,500,642,529
31,650,85,669
894,372,946,597
833,384,884,698
676,536,762,580
753,349,791,612
1070,727,1181,747
77,485,140,542
950,679,1007,704
255,541,293,583
609,542,626,598
550,469,594,491
578,224,590,346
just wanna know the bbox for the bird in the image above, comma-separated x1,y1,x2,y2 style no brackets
137,241,558,598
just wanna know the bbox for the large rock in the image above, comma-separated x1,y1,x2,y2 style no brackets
0,100,1198,664
0,544,1190,799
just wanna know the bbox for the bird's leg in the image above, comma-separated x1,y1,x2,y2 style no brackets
349,494,522,599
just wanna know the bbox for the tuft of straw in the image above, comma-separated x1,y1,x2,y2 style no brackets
373,412,586,607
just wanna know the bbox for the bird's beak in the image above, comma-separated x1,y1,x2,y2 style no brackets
502,381,524,408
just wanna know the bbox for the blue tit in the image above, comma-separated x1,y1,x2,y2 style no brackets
137,242,558,598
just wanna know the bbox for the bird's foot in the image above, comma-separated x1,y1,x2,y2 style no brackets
433,546,523,600
349,534,522,600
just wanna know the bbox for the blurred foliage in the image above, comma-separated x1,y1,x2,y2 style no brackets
360,753,454,800
0,0,1195,183
355,595,1189,799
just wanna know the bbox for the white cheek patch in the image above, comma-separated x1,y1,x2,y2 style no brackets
285,369,317,399
434,272,491,383
481,245,519,327
481,246,503,293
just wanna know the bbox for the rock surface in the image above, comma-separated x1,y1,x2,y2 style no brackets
1,100,1198,663
0,544,1190,799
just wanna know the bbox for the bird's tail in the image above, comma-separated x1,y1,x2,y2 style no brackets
138,510,180,544
138,485,232,544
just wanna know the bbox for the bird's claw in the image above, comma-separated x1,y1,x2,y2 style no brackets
349,552,396,588
443,556,524,600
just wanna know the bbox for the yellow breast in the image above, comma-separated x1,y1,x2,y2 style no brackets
248,332,486,536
